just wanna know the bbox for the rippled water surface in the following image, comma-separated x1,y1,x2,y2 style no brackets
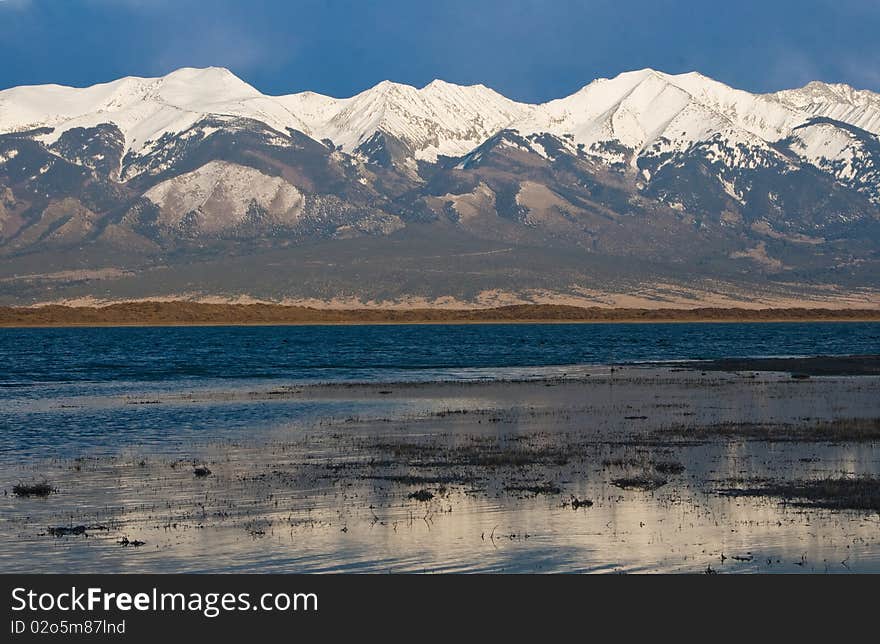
1,323,878,460
1,323,878,573
3,322,879,384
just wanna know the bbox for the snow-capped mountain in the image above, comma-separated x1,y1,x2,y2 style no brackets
280,79,534,166
770,82,880,135
0,67,878,306
515,69,800,164
2,66,877,177
0,67,311,159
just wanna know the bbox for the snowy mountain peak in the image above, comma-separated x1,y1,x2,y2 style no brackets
513,68,801,165
363,79,420,96
148,66,261,105
2,65,879,171
279,78,533,162
770,81,880,135
1,68,879,305
0,66,309,158
775,80,877,106
423,78,459,91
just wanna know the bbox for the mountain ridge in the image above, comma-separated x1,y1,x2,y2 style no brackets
0,67,878,307
4,67,878,165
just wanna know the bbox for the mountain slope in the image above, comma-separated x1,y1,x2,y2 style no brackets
516,70,800,163
0,67,878,307
771,81,880,135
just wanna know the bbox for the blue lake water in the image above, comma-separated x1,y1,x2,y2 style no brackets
1,322,878,385
1,323,879,573
0,322,878,461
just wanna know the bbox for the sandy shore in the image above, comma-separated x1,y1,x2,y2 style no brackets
2,302,879,327
2,364,879,573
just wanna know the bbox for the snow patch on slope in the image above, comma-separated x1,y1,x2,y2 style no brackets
787,120,880,201
143,160,304,233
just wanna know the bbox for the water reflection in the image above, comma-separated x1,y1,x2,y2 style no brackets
2,367,878,573
2,419,878,573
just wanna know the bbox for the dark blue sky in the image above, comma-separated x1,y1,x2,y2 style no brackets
1,0,878,100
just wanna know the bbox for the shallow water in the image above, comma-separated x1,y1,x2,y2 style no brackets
1,322,878,461
2,417,878,574
1,370,879,573
1,324,879,573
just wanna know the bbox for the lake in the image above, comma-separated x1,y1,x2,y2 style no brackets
1,323,878,573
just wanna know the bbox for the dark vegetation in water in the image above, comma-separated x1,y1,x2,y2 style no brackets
601,456,683,492
49,525,87,537
603,456,685,475
564,496,594,509
8,415,880,575
653,461,686,475
5,364,879,573
46,524,109,537
371,435,581,469
718,476,880,512
611,476,669,491
659,418,880,443
346,433,600,497
12,481,54,497
672,355,880,377
504,482,562,495
363,473,478,486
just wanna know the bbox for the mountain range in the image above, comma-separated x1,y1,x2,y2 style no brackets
1,67,878,307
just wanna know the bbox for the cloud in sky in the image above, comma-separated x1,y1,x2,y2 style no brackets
1,0,879,100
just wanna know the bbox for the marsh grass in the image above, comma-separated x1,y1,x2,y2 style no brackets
659,418,880,443
372,438,586,468
603,456,685,475
718,476,880,512
504,482,562,495
12,481,54,497
611,476,669,491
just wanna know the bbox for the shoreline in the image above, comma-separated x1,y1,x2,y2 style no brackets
1,302,879,328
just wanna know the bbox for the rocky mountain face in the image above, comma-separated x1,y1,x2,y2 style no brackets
0,67,878,306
